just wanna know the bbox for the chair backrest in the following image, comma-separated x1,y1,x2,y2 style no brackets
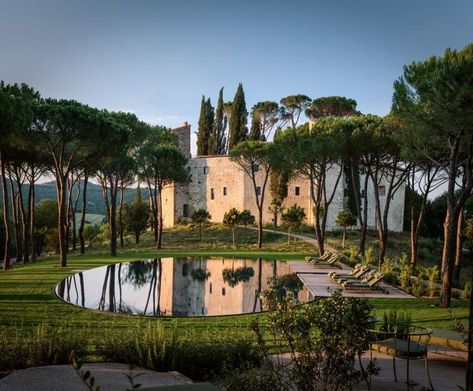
328,253,341,264
353,265,370,278
320,252,332,260
367,272,385,287
359,269,377,282
349,263,363,275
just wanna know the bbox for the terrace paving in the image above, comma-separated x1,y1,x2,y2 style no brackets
288,260,413,298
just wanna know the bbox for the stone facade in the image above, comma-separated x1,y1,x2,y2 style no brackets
162,124,405,233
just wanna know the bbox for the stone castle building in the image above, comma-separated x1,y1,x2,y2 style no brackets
161,123,405,232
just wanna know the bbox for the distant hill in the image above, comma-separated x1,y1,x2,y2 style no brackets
0,180,149,216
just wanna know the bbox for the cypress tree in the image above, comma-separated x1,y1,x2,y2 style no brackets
209,88,226,155
197,96,214,155
228,83,248,150
249,110,262,141
205,97,214,152
197,96,208,155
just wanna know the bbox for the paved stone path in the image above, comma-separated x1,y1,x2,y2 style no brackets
0,363,192,391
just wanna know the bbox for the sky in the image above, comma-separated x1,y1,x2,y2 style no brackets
0,0,472,157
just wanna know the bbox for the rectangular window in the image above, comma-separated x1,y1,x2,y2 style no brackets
295,186,300,196
211,188,215,200
252,163,260,172
378,185,386,196
256,187,261,196
361,189,365,198
203,166,209,174
223,187,227,196
209,283,213,294
222,287,226,296
183,204,189,217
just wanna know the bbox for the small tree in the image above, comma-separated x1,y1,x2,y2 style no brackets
281,204,306,245
336,210,357,249
122,186,149,244
223,208,240,247
191,208,211,242
238,209,255,244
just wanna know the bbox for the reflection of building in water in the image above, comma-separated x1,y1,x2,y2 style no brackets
55,258,314,317
159,258,312,316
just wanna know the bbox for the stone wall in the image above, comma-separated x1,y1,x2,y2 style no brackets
160,123,405,232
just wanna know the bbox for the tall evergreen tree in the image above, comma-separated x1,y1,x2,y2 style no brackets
205,97,214,151
248,112,262,141
228,83,248,150
197,96,214,155
209,88,226,155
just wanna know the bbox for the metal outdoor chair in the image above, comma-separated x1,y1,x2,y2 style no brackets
368,322,434,391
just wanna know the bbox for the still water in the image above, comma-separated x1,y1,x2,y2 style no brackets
55,257,314,317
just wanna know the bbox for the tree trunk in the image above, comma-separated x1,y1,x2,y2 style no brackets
109,183,118,257
342,228,346,249
314,208,325,256
119,183,125,247
65,177,74,254
157,188,163,249
9,177,21,264
71,178,81,252
1,150,11,270
287,227,291,246
454,208,463,283
148,182,158,244
232,227,235,247
16,177,29,263
135,231,140,244
257,206,263,249
29,171,36,262
79,171,88,254
467,269,473,390
359,174,369,255
56,176,68,267
440,207,459,308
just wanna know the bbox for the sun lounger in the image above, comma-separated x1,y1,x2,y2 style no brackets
328,263,364,280
310,253,341,268
336,268,377,284
342,272,385,290
333,266,374,284
305,252,331,263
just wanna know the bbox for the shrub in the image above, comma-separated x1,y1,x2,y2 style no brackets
381,310,412,334
398,258,411,290
94,321,259,381
226,291,375,391
0,323,89,371
451,288,462,299
342,247,362,267
411,278,427,298
464,282,471,300
363,247,376,266
420,266,439,298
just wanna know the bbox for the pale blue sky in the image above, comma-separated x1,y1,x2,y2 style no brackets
1,0,472,154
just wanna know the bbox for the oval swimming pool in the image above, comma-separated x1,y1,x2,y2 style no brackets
55,257,314,317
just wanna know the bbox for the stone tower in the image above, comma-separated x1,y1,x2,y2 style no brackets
161,122,192,228
171,121,191,159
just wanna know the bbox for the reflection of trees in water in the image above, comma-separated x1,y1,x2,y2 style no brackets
99,264,116,311
124,260,154,287
222,266,254,287
252,258,263,312
144,259,163,316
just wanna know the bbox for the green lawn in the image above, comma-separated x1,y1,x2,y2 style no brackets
0,225,469,369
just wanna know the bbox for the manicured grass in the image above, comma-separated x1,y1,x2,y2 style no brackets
0,225,468,366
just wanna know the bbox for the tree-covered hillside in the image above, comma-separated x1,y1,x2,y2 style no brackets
0,180,150,216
